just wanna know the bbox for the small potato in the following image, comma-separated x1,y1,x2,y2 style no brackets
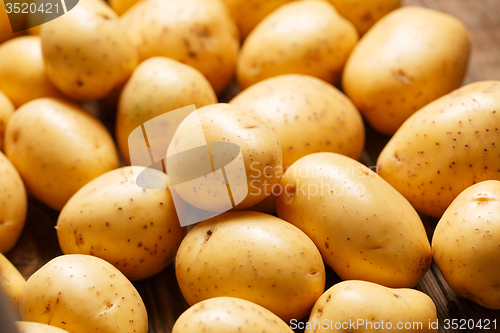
432,180,500,309
172,297,294,333
41,0,138,101
277,153,432,288
306,280,437,333
0,90,14,151
0,253,26,314
19,254,148,333
237,0,358,89
175,211,325,322
109,0,142,15
16,322,69,333
121,0,239,94
116,57,217,164
0,36,62,107
57,166,186,281
0,152,27,253
5,98,120,211
377,81,500,218
230,74,365,170
343,6,470,135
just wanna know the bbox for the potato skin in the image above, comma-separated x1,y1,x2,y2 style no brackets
0,152,27,253
19,254,148,333
57,166,186,281
237,0,358,89
0,36,62,108
230,74,365,169
306,280,437,333
16,321,70,333
121,0,239,94
276,153,432,288
175,211,326,322
432,180,500,309
0,90,14,151
116,57,217,164
343,6,470,135
377,81,500,218
0,253,26,314
5,98,120,211
172,297,294,333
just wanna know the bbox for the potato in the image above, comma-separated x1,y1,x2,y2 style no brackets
343,6,470,135
175,211,325,322
116,57,217,164
221,0,294,39
167,103,282,211
19,254,148,333
276,153,432,288
0,151,27,253
432,180,500,309
109,0,142,15
327,0,400,35
237,0,358,90
0,90,14,151
5,98,120,211
0,36,62,107
121,0,239,94
230,74,365,170
0,253,26,314
305,280,437,332
16,322,69,333
377,81,500,218
41,0,138,101
57,166,186,281
172,297,294,333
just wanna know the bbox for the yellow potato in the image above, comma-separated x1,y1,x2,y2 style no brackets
5,98,120,211
172,297,294,333
432,180,500,309
0,90,14,151
16,322,69,333
0,152,27,253
230,74,365,170
121,0,239,94
109,0,142,15
343,6,470,135
41,0,138,101
377,81,500,218
0,253,26,314
327,0,400,35
276,153,432,288
167,103,282,211
0,36,62,107
116,57,217,164
57,166,186,281
221,0,294,39
20,254,148,333
237,0,358,90
305,280,437,333
175,211,325,322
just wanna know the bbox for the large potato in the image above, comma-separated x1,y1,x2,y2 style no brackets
305,280,437,332
230,74,365,170
57,166,186,281
432,180,500,309
167,103,282,211
173,297,294,333
20,254,148,333
0,90,14,151
276,153,432,288
41,0,138,101
0,36,62,107
116,57,217,164
121,0,239,94
377,81,500,218
0,151,27,253
16,322,69,333
0,253,26,314
5,98,120,211
343,6,470,135
237,0,358,89
175,211,325,322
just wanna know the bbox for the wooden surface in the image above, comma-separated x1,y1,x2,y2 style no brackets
5,0,500,332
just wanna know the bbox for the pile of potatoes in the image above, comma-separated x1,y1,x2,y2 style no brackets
0,0,499,332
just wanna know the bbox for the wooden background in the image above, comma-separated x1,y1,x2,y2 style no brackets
4,0,500,332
